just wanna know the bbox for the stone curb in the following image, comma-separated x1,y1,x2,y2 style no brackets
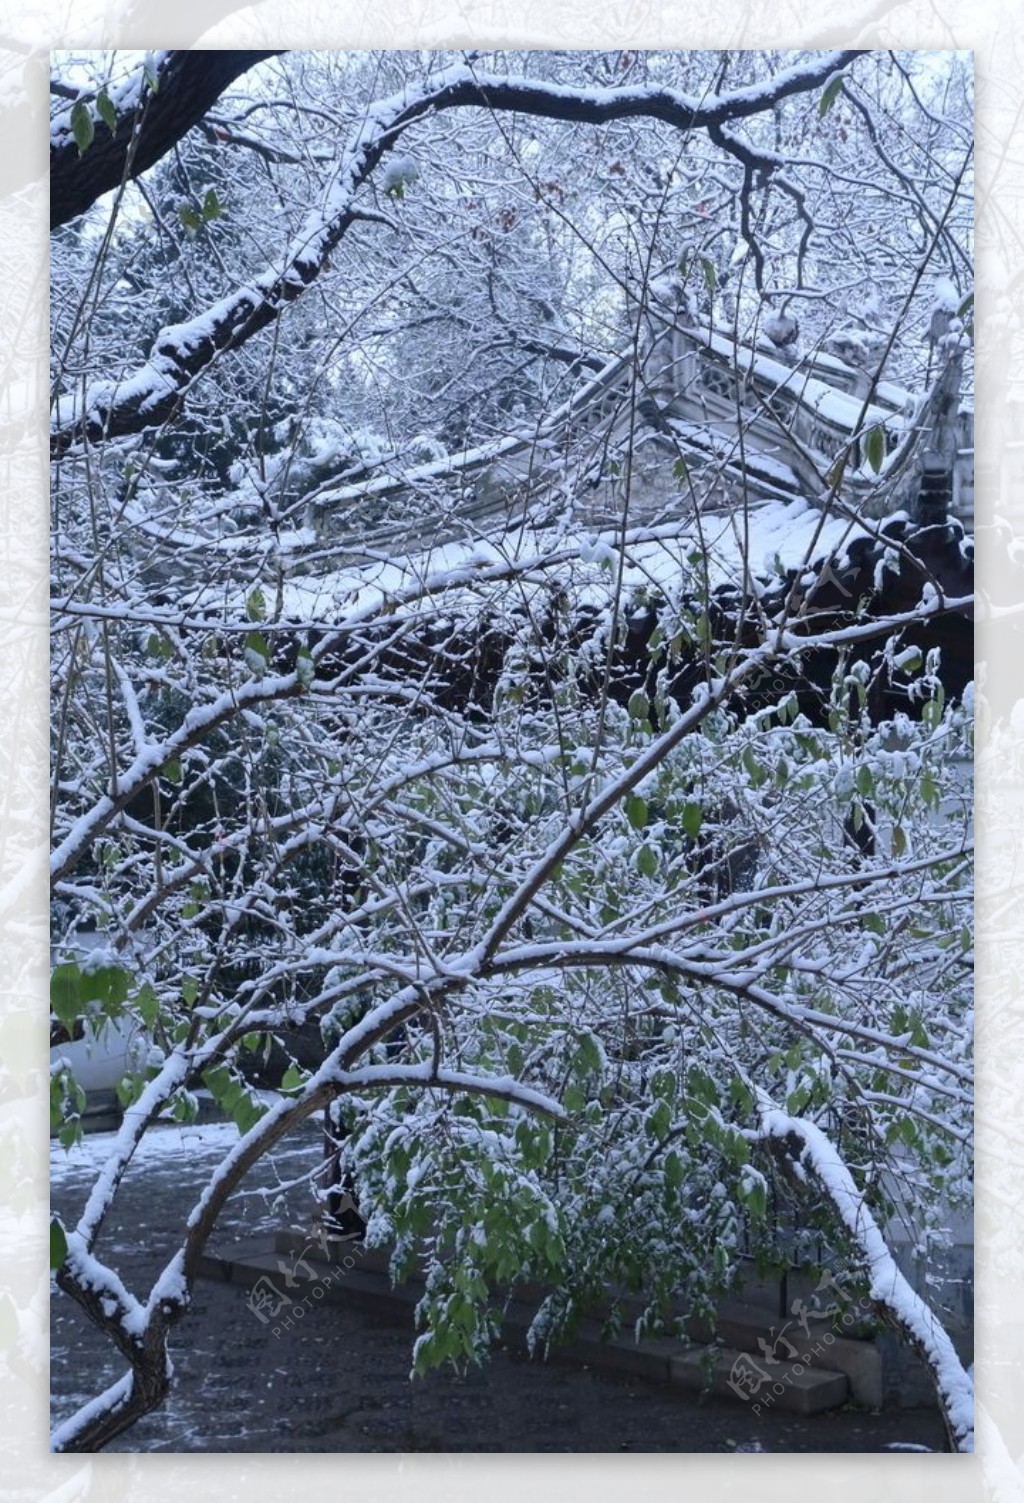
198,1236,852,1417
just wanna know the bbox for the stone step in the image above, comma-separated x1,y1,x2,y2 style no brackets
667,1342,848,1416
535,1318,847,1414
686,1301,882,1408
266,1234,880,1406
200,1238,850,1416
198,1245,419,1324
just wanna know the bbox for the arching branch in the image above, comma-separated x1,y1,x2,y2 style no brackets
50,49,283,230
50,51,861,458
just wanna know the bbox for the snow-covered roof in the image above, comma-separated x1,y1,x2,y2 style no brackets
220,496,873,629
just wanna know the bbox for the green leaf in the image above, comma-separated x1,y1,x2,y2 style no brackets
739,1175,767,1220
700,257,717,295
625,793,648,831
825,455,847,490
819,74,845,118
908,1009,930,1049
203,187,223,221
202,1063,232,1103
741,744,766,787
50,1076,64,1133
856,764,875,798
171,1091,199,1124
636,842,658,878
682,801,702,839
93,964,129,1013
663,1148,684,1190
246,586,266,622
884,1118,914,1148
116,1072,145,1109
143,53,160,93
723,1126,750,1166
244,632,269,677
178,204,202,234
527,1217,549,1255
914,769,938,805
96,89,117,133
729,1076,754,1115
651,1068,678,1106
280,1063,307,1094
231,1093,266,1135
51,961,131,1029
50,1217,68,1272
563,1083,586,1114
515,1120,552,1171
646,1099,673,1142
672,457,689,483
574,1033,603,1079
70,100,94,156
50,964,84,1032
163,757,182,784
864,425,886,474
627,689,649,722
686,1064,719,1109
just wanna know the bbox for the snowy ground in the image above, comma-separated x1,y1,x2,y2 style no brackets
50,1118,948,1453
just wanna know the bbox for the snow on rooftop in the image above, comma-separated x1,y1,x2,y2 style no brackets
218,497,869,630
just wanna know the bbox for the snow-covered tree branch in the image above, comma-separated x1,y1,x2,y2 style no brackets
50,50,861,456
50,51,283,230
50,47,973,1455
753,1109,974,1452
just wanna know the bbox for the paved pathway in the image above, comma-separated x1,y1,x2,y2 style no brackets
50,1120,946,1453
